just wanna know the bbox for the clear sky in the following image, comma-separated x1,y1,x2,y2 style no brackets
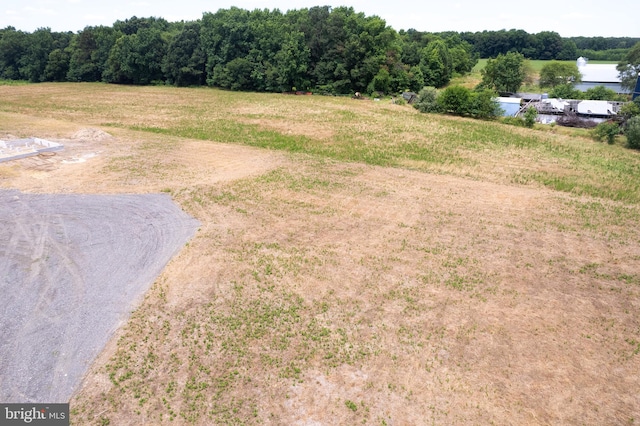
1,0,638,37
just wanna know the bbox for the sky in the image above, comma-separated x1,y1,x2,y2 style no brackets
1,0,639,38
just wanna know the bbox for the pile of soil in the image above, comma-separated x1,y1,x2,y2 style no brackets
72,128,112,141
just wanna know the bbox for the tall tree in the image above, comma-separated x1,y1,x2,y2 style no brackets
67,26,119,82
163,21,206,86
539,61,581,88
0,27,28,80
534,31,563,60
103,28,167,84
420,39,452,88
617,42,640,92
19,28,55,82
44,48,70,81
274,30,310,91
478,51,526,93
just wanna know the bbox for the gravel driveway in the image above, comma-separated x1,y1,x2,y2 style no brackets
0,189,199,403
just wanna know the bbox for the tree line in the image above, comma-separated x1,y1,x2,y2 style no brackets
450,30,639,61
0,7,637,94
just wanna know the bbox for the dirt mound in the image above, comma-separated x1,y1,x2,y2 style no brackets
72,128,112,141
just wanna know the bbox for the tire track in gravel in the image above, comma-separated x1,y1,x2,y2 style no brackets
0,189,199,403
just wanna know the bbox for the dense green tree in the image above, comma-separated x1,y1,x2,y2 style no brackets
420,39,452,88
448,44,477,75
626,116,640,149
539,61,581,88
414,86,440,113
44,48,70,81
438,85,471,115
584,85,626,101
368,67,391,94
619,100,640,123
19,28,55,82
468,89,501,119
291,6,345,92
478,51,526,93
1,7,481,91
617,42,640,92
535,31,563,60
67,26,119,82
113,16,169,35
557,40,578,60
201,8,254,88
0,27,28,80
406,66,425,92
274,30,310,91
104,28,167,84
212,57,254,91
548,84,584,99
163,21,206,86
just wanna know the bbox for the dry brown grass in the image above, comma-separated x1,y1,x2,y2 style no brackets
1,84,639,425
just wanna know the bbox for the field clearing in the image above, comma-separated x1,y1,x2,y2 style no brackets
1,83,640,425
472,59,618,73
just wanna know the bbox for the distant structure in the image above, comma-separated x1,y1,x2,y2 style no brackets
575,57,629,94
0,138,64,163
633,75,640,100
496,97,522,117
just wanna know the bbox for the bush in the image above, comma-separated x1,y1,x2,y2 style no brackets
468,89,502,119
592,121,620,144
619,101,640,122
414,86,440,113
523,106,538,128
438,85,471,115
626,116,640,149
549,84,584,100
501,116,526,127
393,96,407,106
584,85,627,101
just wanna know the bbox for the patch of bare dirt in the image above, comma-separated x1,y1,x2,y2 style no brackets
0,123,285,194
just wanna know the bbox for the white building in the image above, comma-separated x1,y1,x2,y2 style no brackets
575,57,628,94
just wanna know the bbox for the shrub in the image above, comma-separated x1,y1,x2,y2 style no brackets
414,86,440,113
619,101,640,122
592,121,620,144
468,89,502,119
626,116,640,149
438,85,471,115
501,116,526,127
523,106,538,128
584,85,627,101
549,84,584,100
393,96,407,106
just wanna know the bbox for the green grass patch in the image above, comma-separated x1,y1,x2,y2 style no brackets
0,79,29,86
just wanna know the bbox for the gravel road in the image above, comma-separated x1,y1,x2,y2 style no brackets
0,189,199,403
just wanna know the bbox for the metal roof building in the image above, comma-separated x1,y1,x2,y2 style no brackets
574,57,629,94
496,97,522,117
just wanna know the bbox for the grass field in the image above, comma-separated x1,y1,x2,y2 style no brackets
472,59,618,73
1,83,639,425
